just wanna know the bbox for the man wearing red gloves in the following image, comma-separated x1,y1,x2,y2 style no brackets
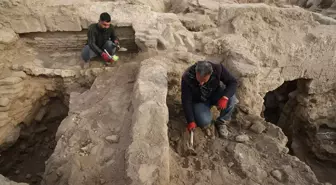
181,61,238,138
81,12,120,68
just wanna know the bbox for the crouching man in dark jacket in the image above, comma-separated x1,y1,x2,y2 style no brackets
80,12,120,68
181,61,238,138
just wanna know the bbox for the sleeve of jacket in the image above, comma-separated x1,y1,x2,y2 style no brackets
88,27,103,55
110,25,119,42
181,75,195,124
219,64,238,98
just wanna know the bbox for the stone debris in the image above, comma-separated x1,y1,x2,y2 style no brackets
235,134,250,143
105,135,120,143
228,162,234,168
25,174,32,179
250,122,266,134
271,169,283,181
99,178,106,184
80,146,89,152
34,107,47,122
35,125,48,133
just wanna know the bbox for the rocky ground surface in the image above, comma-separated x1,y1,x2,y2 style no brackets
0,0,335,185
168,110,321,185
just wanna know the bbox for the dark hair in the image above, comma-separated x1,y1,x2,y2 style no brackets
196,61,213,77
99,12,111,22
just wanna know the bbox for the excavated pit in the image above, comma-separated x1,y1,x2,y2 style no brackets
0,24,151,184
263,79,336,184
262,80,299,125
18,26,139,70
0,97,68,185
167,98,250,184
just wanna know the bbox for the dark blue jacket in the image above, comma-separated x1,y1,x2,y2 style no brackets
181,62,237,123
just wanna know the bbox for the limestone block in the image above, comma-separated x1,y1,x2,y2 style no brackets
133,58,168,107
0,84,24,96
235,134,250,142
312,12,336,25
135,0,166,12
10,16,47,33
266,123,288,146
183,36,195,52
233,143,267,184
0,97,10,107
127,58,169,185
127,102,169,185
173,33,184,46
0,27,18,45
0,123,20,150
157,36,169,50
45,15,82,32
1,82,24,91
0,77,22,85
178,13,216,31
226,59,259,78
280,66,303,81
255,136,287,154
250,122,267,134
161,24,176,46
0,174,28,185
11,71,27,79
170,0,189,13
271,169,283,181
0,102,13,113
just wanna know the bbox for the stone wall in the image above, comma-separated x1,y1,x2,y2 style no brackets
19,26,138,52
0,1,194,53
208,4,336,173
40,57,170,185
0,68,54,150
126,57,170,185
202,4,336,114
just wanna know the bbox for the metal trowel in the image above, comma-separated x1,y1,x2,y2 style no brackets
186,130,197,156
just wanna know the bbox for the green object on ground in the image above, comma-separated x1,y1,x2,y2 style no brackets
113,55,119,61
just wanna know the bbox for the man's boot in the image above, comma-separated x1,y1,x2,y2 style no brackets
215,120,229,138
81,60,89,69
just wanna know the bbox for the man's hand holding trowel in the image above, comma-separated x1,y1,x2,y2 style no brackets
186,122,197,156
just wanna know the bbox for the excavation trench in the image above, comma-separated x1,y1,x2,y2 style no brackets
263,79,336,184
166,75,336,184
167,95,247,184
18,26,139,70
0,97,68,185
0,26,142,184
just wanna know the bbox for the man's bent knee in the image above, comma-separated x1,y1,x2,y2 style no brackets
81,45,93,62
195,113,212,128
228,94,238,108
103,41,116,54
104,41,114,49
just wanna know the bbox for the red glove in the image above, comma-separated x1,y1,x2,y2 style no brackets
187,122,196,132
101,52,111,62
217,96,229,110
